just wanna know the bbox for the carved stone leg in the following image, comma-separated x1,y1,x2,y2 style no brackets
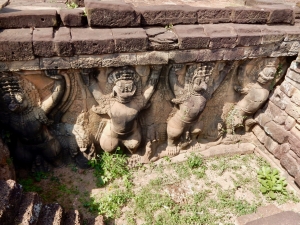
99,122,119,153
166,115,186,147
122,128,141,154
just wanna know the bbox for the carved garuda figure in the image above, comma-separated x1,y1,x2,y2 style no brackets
87,66,162,154
151,64,214,160
226,62,277,134
0,70,65,170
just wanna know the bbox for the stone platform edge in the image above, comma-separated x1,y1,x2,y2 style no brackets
0,2,296,29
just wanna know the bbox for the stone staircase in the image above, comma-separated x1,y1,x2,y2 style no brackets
236,204,300,225
0,180,104,225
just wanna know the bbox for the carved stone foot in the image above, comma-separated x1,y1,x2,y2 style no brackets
31,155,51,173
150,145,180,162
245,118,257,132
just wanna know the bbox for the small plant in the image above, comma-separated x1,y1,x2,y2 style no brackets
187,153,203,169
88,147,130,187
19,178,43,193
66,2,78,9
270,63,283,90
257,166,288,200
165,23,173,30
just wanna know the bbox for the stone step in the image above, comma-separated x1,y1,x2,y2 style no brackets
14,192,43,225
0,179,23,225
63,210,83,225
37,203,64,225
246,211,300,225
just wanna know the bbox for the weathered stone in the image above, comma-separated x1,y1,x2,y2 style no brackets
70,55,102,69
260,25,286,44
8,59,40,71
86,1,139,27
280,80,297,97
285,116,296,131
173,25,209,50
0,62,8,72
274,143,290,159
137,5,197,26
269,87,290,110
112,28,148,52
40,57,70,69
71,28,114,55
85,215,104,225
271,41,297,57
201,143,255,157
280,153,300,177
265,101,288,125
63,210,83,225
264,135,279,154
249,43,277,57
169,50,199,63
145,28,178,51
289,134,300,158
295,172,300,187
256,5,295,25
33,28,55,57
54,27,73,57
246,211,300,225
101,53,137,67
223,47,249,61
285,102,300,120
232,24,262,46
264,120,289,144
197,7,232,24
236,213,260,225
0,137,15,181
0,180,23,225
286,76,300,91
252,125,267,144
136,51,168,65
197,49,225,61
60,9,87,27
288,41,300,54
14,192,43,225
231,7,270,24
0,9,57,29
0,29,34,61
255,113,272,127
204,24,237,49
37,203,63,225
286,68,300,84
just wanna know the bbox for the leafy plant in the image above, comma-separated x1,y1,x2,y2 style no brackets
66,2,78,9
19,178,43,193
257,166,288,199
187,153,203,169
165,23,173,30
88,147,130,187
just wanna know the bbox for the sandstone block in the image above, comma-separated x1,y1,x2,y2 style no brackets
0,9,57,29
197,49,225,61
8,59,40,71
285,102,300,120
274,143,290,159
70,55,102,69
40,57,70,69
37,204,63,225
265,101,288,125
145,27,178,51
14,192,43,225
71,28,114,55
173,25,209,49
264,120,289,144
136,51,168,65
86,1,139,27
280,80,297,97
280,153,300,177
264,135,279,154
0,137,15,180
249,43,277,57
252,125,267,143
0,180,23,225
60,9,87,27
112,28,148,52
54,27,73,57
204,24,237,49
232,24,262,46
256,5,295,25
288,135,300,158
63,210,83,225
231,7,270,24
286,68,300,84
0,29,34,61
137,5,197,26
269,87,290,110
33,28,55,57
255,113,272,127
295,172,300,187
101,53,137,67
197,7,232,24
260,25,285,44
223,47,249,60
285,116,296,131
169,50,198,63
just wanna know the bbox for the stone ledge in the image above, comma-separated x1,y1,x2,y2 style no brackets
0,23,299,61
0,3,295,29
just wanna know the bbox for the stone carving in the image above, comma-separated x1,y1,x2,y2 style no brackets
225,63,277,134
87,66,162,154
0,70,65,171
151,64,213,160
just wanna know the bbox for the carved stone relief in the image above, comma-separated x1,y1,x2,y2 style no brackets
0,57,291,169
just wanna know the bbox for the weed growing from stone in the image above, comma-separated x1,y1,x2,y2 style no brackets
66,2,78,9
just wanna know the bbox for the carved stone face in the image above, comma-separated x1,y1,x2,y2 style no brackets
113,80,137,103
192,76,208,93
3,92,28,112
257,66,276,84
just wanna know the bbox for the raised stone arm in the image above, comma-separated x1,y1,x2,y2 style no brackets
41,69,66,114
81,68,105,102
169,65,185,97
234,85,249,95
142,65,162,103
